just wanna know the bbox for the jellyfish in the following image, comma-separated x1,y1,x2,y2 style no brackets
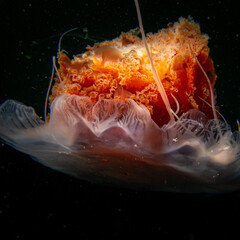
0,0,239,193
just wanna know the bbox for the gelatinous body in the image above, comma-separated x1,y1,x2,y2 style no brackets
0,18,239,192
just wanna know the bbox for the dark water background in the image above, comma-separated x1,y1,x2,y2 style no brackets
0,0,240,239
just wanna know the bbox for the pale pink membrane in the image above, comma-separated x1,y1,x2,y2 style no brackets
0,94,239,192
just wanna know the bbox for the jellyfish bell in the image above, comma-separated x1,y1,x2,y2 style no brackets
0,1,240,193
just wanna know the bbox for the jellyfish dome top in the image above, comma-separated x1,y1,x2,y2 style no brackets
0,12,240,192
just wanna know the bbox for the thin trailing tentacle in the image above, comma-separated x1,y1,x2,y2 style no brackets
134,0,175,121
188,40,223,139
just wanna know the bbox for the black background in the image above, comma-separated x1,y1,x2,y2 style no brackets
0,0,240,239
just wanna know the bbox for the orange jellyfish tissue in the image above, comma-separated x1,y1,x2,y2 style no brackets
0,12,239,192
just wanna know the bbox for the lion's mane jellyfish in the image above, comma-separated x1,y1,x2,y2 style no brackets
0,2,239,192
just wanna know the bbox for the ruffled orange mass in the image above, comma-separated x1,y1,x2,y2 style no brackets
50,18,217,127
